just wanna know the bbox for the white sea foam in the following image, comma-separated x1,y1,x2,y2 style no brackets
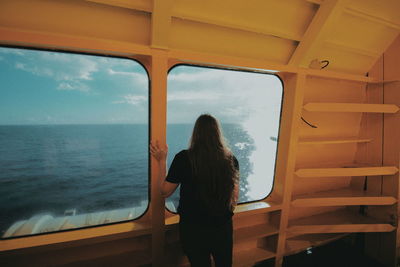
239,77,283,201
234,142,249,150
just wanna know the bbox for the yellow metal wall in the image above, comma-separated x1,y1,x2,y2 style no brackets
0,0,399,266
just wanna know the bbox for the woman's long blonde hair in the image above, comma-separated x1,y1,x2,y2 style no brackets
188,114,238,214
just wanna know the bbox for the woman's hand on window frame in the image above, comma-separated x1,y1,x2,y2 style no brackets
150,140,168,162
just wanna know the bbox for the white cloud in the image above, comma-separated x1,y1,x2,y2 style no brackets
113,94,147,105
15,62,54,77
5,48,147,95
168,90,221,102
168,70,221,82
12,51,101,92
39,52,98,81
168,67,283,122
107,68,147,85
57,82,90,92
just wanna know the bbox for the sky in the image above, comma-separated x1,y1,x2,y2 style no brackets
0,47,148,125
168,65,283,125
0,47,283,127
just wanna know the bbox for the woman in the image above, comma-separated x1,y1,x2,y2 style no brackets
150,114,239,267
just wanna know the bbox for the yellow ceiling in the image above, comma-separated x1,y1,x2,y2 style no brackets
0,0,399,75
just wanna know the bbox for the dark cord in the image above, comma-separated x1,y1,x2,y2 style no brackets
301,117,317,128
320,60,329,69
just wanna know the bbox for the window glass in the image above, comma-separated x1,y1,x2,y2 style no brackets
166,65,283,211
0,47,149,238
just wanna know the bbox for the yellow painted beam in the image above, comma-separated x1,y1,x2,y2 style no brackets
274,73,306,267
85,0,152,12
0,26,373,83
171,12,302,42
150,51,168,266
169,49,373,82
344,7,400,30
151,0,172,49
89,0,302,41
0,26,152,56
86,0,306,42
288,0,346,67
303,103,400,113
324,40,380,58
298,137,372,145
295,166,399,177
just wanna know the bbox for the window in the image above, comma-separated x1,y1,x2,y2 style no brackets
166,65,283,211
0,47,149,238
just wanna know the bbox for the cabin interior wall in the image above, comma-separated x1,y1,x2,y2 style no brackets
354,34,400,266
291,76,365,220
1,0,400,266
381,34,400,266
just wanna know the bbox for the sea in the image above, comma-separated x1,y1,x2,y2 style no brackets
0,124,254,236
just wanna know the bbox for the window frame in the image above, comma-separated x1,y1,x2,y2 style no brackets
0,45,151,240
165,63,284,213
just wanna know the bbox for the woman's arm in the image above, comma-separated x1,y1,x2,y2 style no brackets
150,141,178,197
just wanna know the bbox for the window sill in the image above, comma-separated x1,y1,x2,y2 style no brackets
0,220,152,252
234,200,281,217
0,200,283,252
165,200,282,226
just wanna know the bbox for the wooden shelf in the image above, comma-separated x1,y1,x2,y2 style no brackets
303,103,399,113
285,234,346,256
292,187,397,207
287,209,395,235
234,223,278,241
303,68,373,82
298,137,372,145
295,166,398,177
368,79,400,84
234,247,275,267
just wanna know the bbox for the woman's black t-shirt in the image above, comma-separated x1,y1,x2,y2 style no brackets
166,150,239,225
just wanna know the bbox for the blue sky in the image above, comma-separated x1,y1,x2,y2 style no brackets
0,47,283,128
0,47,148,125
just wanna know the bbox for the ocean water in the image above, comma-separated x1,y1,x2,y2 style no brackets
0,124,254,235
